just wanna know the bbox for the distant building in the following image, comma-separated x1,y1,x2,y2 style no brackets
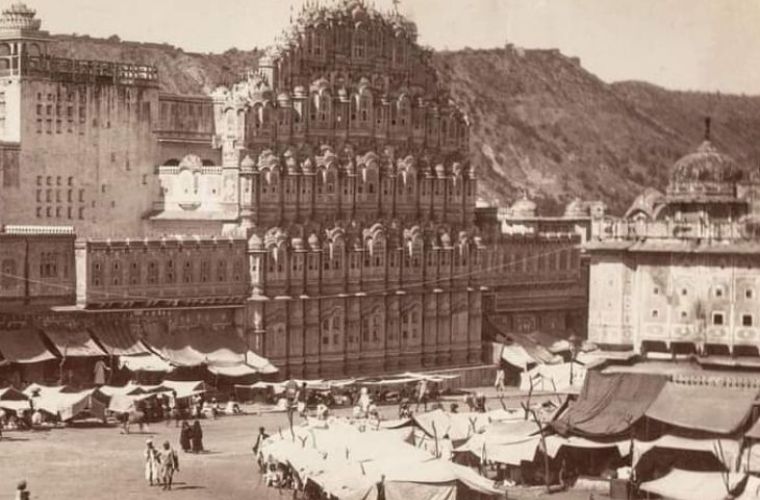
587,123,760,357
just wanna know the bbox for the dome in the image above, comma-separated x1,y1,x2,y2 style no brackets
0,3,42,31
434,164,446,178
307,233,320,250
668,140,743,198
248,233,264,250
240,155,256,170
510,194,537,218
440,232,452,247
179,154,203,170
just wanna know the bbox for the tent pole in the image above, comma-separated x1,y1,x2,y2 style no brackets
530,409,551,493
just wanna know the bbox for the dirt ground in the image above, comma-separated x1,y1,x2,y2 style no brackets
0,391,608,500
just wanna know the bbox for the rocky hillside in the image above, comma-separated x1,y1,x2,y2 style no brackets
50,35,760,214
434,47,760,214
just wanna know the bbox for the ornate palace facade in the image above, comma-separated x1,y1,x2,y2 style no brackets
0,2,589,380
587,125,760,357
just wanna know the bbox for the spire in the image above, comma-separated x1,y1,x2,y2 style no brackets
704,116,711,142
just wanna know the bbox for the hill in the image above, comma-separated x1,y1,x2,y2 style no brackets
49,35,760,215
433,47,760,214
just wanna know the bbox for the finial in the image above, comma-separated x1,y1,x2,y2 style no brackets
392,0,401,13
704,116,711,142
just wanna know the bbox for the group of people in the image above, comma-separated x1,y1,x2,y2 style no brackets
143,439,180,491
178,420,204,453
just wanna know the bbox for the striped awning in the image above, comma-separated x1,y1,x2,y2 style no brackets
89,322,150,356
0,329,56,364
43,326,107,357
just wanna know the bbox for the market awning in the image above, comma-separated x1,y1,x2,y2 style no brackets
639,469,746,500
42,326,107,357
633,435,741,470
118,353,172,373
552,370,667,438
31,387,109,421
544,435,630,458
159,380,206,399
142,324,276,374
0,329,56,364
89,322,150,356
207,363,259,377
0,387,31,412
501,344,537,368
645,382,759,434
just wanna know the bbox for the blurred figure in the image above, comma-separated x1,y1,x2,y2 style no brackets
15,480,29,500
144,439,160,486
179,421,192,453
191,420,204,453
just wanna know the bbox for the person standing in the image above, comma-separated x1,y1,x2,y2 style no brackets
15,480,29,500
93,359,110,386
296,382,308,418
158,441,179,491
191,420,204,453
415,379,428,412
144,439,160,486
494,367,506,394
179,421,192,453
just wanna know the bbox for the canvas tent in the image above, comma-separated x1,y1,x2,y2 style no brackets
0,329,56,363
28,386,108,421
639,469,746,500
553,371,667,437
0,387,31,412
118,353,172,372
644,382,759,434
633,435,741,470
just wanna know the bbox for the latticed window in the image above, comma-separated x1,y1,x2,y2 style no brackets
182,261,193,283
1,258,17,289
147,261,158,284
129,261,140,285
39,252,58,279
200,260,210,283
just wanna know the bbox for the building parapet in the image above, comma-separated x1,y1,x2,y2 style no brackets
594,219,747,243
15,55,158,86
2,224,75,235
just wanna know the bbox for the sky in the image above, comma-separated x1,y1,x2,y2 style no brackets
20,0,760,95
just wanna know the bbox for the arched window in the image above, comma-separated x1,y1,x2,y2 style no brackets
353,30,367,58
398,97,411,128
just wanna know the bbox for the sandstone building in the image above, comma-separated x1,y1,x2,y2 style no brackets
587,122,760,358
0,2,590,380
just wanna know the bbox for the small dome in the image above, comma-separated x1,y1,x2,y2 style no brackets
291,237,304,251
277,92,291,103
307,233,320,250
434,164,446,178
668,140,743,197
179,154,203,170
248,233,264,250
0,3,41,31
240,155,256,170
293,86,307,98
440,232,452,247
510,194,537,218
302,157,315,174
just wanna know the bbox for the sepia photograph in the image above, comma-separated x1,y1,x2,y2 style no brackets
0,0,759,498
